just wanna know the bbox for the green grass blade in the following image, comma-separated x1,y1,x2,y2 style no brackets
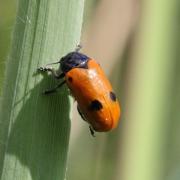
0,0,85,180
0,0,17,94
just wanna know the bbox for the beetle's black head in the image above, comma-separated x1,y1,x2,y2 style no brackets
60,52,89,73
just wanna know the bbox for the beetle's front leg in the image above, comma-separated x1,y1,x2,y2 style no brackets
38,66,64,79
43,80,66,94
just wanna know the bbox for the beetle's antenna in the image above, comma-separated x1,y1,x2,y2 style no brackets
75,44,82,52
45,61,60,66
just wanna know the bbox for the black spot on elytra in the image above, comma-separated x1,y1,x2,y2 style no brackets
110,91,116,101
68,77,73,82
89,100,103,111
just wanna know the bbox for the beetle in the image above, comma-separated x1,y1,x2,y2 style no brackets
38,46,121,136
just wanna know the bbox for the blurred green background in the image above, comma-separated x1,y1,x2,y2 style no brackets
1,0,180,180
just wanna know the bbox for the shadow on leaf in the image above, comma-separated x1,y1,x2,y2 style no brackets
4,76,71,180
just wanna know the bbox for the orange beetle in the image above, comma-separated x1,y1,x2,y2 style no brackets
38,47,121,136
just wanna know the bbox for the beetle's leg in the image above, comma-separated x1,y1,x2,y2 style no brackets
43,80,66,95
89,126,95,137
38,66,64,79
77,106,86,121
77,106,95,137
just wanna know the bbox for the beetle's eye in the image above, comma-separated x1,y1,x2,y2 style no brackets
67,57,72,62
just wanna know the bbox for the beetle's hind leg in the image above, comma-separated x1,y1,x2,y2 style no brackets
89,126,95,137
77,106,87,121
77,106,96,137
38,66,64,79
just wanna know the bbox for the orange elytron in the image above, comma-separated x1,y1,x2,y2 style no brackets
38,48,121,136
